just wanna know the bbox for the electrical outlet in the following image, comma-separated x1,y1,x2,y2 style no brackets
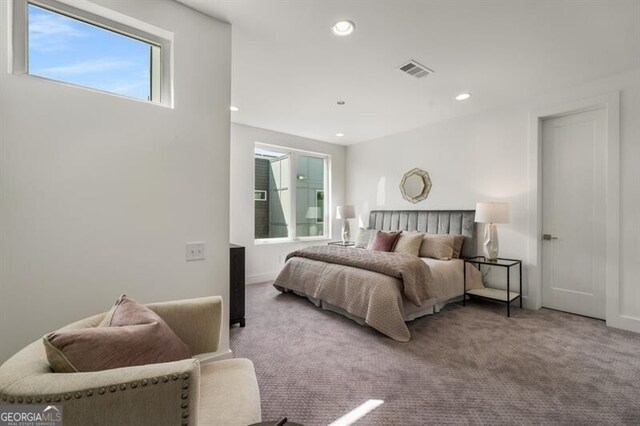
279,255,285,264
186,242,205,261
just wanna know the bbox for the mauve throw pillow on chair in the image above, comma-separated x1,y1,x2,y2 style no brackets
369,231,401,252
43,295,191,373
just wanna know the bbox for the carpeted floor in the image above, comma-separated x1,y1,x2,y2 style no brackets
230,282,640,425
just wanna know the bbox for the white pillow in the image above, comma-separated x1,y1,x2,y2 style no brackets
355,228,375,249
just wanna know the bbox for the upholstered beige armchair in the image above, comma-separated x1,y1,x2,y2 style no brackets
0,296,261,426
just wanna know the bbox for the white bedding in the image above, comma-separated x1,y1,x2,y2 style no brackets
278,255,484,339
402,258,483,319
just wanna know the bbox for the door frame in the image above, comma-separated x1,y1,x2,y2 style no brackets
526,92,629,330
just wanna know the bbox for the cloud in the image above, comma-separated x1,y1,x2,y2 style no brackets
39,59,133,75
29,6,86,52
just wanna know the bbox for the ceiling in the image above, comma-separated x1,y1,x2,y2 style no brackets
177,0,640,145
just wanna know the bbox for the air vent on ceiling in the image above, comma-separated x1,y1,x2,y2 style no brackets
397,60,434,79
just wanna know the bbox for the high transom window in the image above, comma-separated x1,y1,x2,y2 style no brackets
13,0,172,105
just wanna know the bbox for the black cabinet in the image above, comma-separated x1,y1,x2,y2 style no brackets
230,244,245,327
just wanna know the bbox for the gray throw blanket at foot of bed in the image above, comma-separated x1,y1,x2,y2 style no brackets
285,245,433,306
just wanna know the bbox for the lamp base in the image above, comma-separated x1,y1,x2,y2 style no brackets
482,223,499,261
341,220,351,244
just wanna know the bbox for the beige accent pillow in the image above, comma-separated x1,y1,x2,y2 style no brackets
419,234,456,260
393,232,424,256
44,295,191,373
451,235,465,259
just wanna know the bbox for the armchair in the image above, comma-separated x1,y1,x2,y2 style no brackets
0,296,261,426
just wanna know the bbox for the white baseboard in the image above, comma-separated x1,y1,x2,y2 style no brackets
607,314,640,334
246,271,279,284
522,296,538,310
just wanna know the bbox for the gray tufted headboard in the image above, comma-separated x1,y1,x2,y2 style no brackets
368,210,477,258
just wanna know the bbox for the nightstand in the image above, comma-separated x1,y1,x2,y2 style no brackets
327,241,355,247
463,256,522,317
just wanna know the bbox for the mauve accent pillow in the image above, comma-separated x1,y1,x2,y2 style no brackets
43,295,191,373
451,235,465,259
369,231,401,252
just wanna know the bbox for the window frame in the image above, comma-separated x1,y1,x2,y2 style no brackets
254,142,331,244
10,0,174,107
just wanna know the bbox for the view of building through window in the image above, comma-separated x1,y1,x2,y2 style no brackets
28,3,154,101
255,145,328,240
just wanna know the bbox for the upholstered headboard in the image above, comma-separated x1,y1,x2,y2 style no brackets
368,210,477,258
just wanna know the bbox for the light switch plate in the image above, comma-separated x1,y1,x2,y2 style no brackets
186,242,205,261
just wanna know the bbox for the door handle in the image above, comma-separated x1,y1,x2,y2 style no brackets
542,234,558,240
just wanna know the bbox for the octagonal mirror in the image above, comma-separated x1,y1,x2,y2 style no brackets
400,168,432,203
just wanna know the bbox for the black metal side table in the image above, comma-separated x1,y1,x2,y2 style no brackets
463,256,523,317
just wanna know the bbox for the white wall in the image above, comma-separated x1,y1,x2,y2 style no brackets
230,123,346,283
0,0,232,362
346,68,640,331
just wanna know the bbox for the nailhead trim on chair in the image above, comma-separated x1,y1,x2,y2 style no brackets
182,373,190,425
1,371,192,425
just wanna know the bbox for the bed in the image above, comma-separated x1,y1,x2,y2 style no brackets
273,210,484,341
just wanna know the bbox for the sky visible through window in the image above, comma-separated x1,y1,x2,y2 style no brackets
28,4,151,101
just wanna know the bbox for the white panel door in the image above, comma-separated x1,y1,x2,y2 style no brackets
542,109,606,319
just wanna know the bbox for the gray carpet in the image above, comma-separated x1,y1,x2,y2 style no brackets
230,282,640,425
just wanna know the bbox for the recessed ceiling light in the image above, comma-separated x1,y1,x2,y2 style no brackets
332,20,355,36
230,105,239,112
455,93,471,101
336,133,345,137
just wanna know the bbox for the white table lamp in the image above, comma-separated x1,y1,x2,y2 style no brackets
336,205,356,244
475,202,510,261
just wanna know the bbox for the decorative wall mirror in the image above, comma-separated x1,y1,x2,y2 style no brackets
399,168,432,203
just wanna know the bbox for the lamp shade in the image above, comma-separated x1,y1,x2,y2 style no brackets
336,205,356,219
475,202,509,223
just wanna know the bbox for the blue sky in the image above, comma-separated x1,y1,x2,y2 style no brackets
28,4,151,101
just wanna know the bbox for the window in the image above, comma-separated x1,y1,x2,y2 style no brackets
13,0,172,105
255,144,330,241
